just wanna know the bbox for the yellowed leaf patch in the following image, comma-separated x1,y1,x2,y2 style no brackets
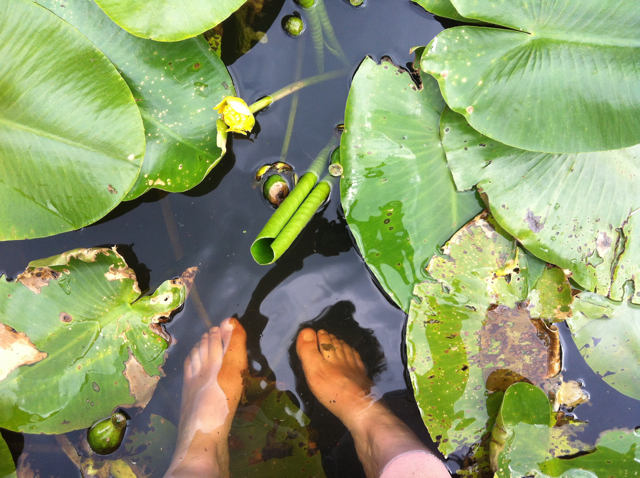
0,322,47,381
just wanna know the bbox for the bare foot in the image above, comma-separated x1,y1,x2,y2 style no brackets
165,318,247,478
296,328,375,429
296,328,448,478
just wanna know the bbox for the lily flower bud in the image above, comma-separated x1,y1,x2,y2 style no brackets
214,96,255,135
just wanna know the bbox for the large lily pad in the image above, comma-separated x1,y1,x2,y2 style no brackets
0,0,144,241
406,213,566,456
94,0,246,41
37,0,234,200
340,56,482,311
421,0,640,153
441,107,640,295
567,285,640,401
0,247,195,434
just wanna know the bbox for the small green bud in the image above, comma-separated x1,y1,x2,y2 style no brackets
87,413,127,455
284,16,304,37
350,0,364,6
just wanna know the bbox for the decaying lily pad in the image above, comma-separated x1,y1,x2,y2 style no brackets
406,213,568,456
229,376,326,478
0,247,196,434
568,283,640,401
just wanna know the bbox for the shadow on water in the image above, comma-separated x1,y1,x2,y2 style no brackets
236,213,353,377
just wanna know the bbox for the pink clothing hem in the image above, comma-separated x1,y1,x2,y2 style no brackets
379,450,450,478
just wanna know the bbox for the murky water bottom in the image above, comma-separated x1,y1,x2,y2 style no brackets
2,0,640,476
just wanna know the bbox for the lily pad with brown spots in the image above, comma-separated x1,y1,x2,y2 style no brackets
406,213,568,456
0,247,195,434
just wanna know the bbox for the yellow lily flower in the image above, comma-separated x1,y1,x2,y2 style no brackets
214,96,255,135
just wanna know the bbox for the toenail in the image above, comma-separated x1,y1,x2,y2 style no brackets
302,330,315,341
222,320,234,331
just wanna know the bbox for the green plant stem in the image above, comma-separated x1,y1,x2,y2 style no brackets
249,69,348,114
316,0,350,67
280,37,306,162
304,2,325,73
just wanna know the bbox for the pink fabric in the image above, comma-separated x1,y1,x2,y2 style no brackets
379,451,450,478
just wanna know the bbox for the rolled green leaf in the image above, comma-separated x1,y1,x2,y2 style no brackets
252,175,333,265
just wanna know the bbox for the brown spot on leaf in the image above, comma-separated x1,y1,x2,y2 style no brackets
59,312,73,323
473,305,552,387
17,267,60,294
121,353,160,409
177,267,198,295
107,185,117,194
104,265,136,282
0,322,47,381
149,323,171,344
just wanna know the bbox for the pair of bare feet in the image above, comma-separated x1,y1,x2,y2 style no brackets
164,319,443,478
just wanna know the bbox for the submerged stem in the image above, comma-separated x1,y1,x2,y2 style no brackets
316,0,350,67
280,37,306,162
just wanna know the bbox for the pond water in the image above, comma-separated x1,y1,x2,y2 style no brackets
2,0,640,476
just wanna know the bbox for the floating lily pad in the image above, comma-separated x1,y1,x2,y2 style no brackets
568,285,640,401
406,213,565,456
229,377,326,477
341,56,482,311
441,107,640,295
492,382,552,476
412,0,484,23
422,0,640,153
93,0,246,41
0,0,145,241
0,247,196,434
540,429,640,476
0,435,15,478
37,0,234,200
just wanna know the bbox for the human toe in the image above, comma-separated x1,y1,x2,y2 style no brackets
297,328,325,371
221,318,248,370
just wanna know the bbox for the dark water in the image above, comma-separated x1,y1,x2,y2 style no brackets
2,0,639,476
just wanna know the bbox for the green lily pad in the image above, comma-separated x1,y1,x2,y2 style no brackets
492,383,552,477
340,56,482,311
441,107,640,295
37,0,234,200
0,435,15,478
93,0,246,41
229,377,326,477
567,284,640,401
406,213,565,456
421,0,640,153
0,0,144,241
0,247,196,434
412,0,484,23
540,429,640,477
